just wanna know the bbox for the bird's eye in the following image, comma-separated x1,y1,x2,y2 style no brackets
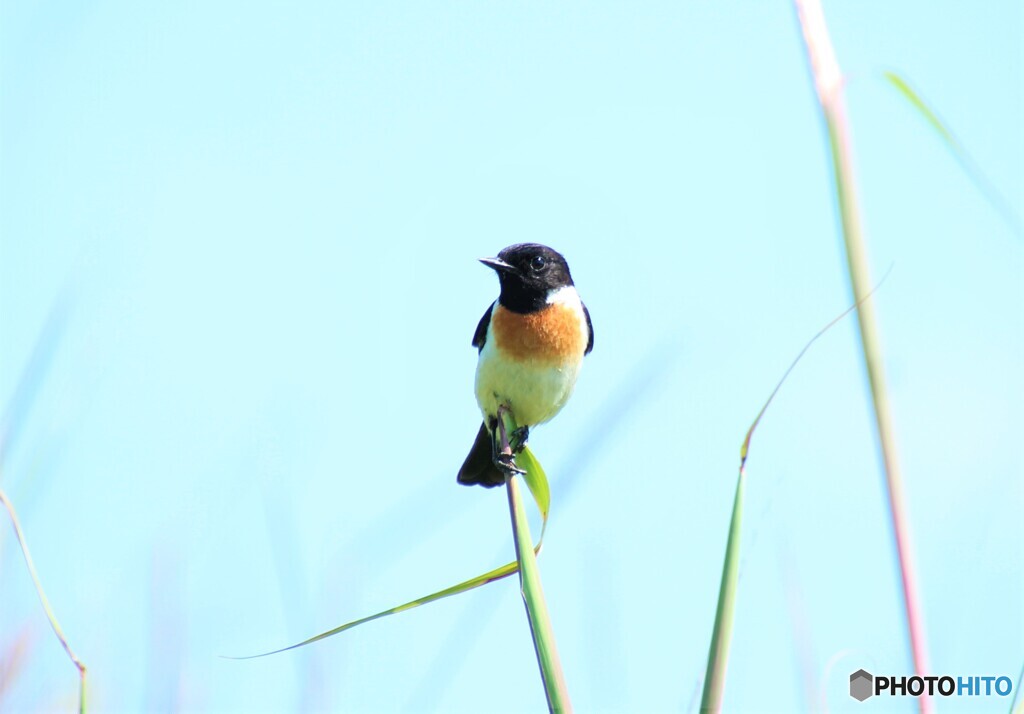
530,255,546,271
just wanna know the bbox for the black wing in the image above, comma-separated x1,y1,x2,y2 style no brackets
457,422,505,487
472,302,494,352
583,302,594,355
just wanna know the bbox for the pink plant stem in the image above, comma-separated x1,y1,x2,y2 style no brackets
793,2,932,712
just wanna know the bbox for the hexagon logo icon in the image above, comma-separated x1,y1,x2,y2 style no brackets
850,669,873,701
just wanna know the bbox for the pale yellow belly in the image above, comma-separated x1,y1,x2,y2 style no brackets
475,342,582,427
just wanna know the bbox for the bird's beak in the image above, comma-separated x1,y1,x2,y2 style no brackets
479,256,518,274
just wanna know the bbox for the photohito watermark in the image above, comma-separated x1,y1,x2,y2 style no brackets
849,669,1013,702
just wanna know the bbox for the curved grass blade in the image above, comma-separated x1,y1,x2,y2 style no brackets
1,489,87,713
883,71,1021,234
232,445,550,659
740,267,890,468
700,282,885,713
0,292,85,713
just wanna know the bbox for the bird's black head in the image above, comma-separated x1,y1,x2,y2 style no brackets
480,243,575,313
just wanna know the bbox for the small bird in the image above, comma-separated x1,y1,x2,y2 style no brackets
458,243,594,487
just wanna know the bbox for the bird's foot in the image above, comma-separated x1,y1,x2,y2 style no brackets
492,405,527,476
493,451,526,476
509,426,529,453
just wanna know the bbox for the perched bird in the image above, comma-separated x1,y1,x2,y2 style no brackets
457,243,594,487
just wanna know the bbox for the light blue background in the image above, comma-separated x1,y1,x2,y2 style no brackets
1,2,1020,712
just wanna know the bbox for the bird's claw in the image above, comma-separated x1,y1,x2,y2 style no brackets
493,452,526,476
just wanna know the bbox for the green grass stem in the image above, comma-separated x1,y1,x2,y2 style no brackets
699,272,885,713
505,470,571,712
699,468,744,713
496,407,571,713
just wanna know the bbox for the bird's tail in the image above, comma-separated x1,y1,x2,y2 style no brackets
457,422,505,488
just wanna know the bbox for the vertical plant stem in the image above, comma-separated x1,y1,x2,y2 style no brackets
497,408,571,713
506,473,572,713
794,2,931,711
699,467,745,714
0,488,87,713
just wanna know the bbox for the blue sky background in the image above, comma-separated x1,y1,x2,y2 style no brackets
1,2,1020,712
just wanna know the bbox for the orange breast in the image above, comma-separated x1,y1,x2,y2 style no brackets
491,304,586,364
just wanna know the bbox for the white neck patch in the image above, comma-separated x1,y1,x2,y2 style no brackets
546,285,581,308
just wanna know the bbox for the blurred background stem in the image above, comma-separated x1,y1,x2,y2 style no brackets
1,488,86,714
794,2,932,711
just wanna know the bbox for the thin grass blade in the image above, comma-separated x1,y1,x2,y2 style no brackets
883,71,954,146
234,445,550,658
1,489,87,713
700,288,881,713
0,294,70,469
0,297,85,713
699,468,744,714
883,71,1021,234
